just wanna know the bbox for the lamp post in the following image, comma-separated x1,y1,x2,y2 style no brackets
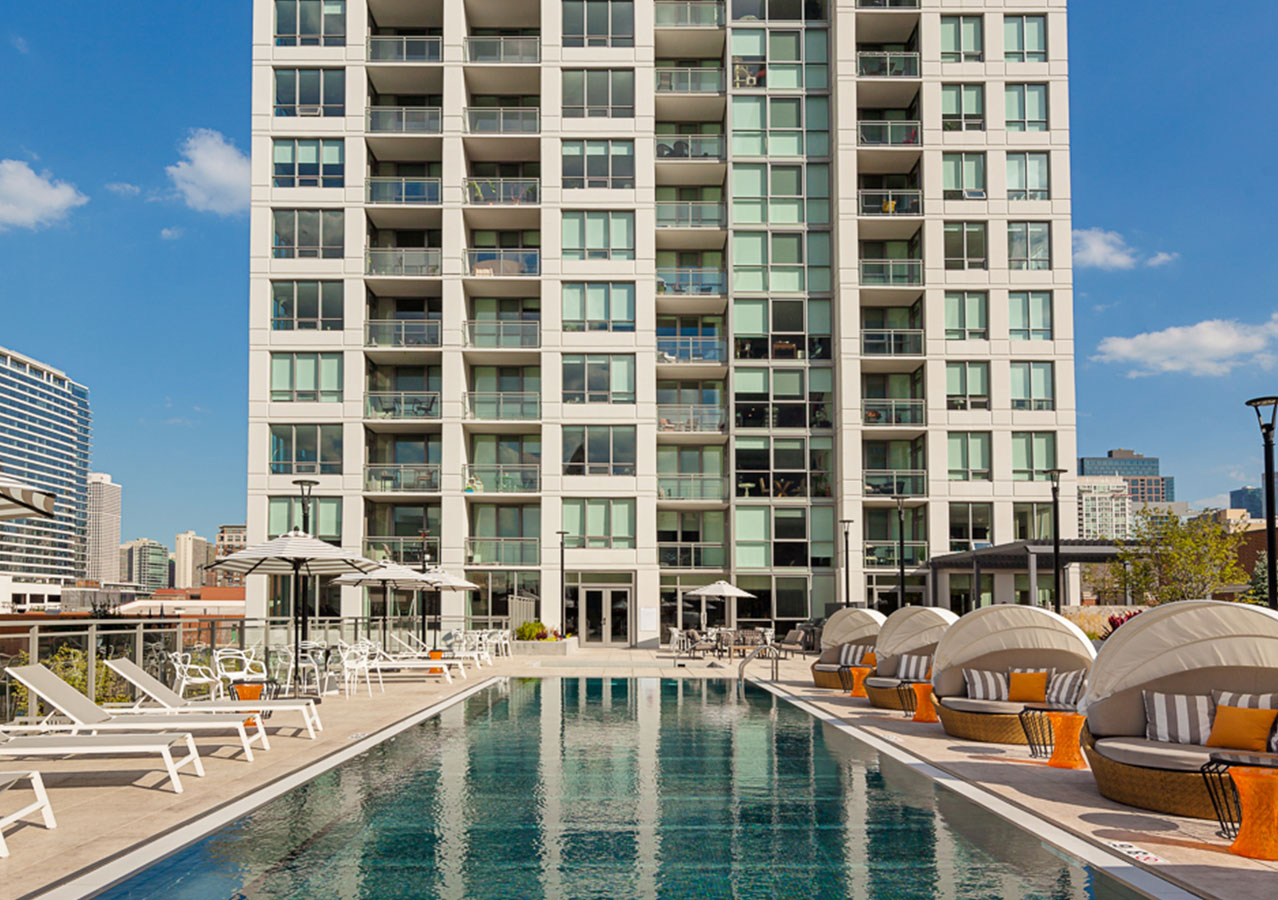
557,530,568,631
1047,468,1068,614
292,479,318,641
893,496,906,614
418,528,435,647
1247,397,1278,611
839,518,854,608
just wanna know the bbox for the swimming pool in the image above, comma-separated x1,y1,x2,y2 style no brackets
101,678,1148,900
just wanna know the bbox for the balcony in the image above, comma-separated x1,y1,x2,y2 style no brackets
864,470,927,497
657,267,726,295
364,537,441,567
364,320,442,348
465,107,540,134
857,0,920,8
659,542,726,569
858,190,922,216
859,259,923,286
857,121,921,146
367,249,442,277
464,178,540,205
465,250,540,277
367,36,442,62
464,321,541,348
861,329,923,356
367,107,442,134
863,399,925,427
467,537,539,566
464,36,540,63
655,68,725,93
657,404,726,433
856,52,920,77
656,337,727,365
463,392,541,421
658,474,728,501
367,177,442,205
655,1,725,26
364,465,441,493
864,541,929,568
656,135,725,160
463,465,540,494
365,391,441,420
656,202,726,229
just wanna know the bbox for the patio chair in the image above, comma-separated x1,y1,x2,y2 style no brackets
862,607,957,710
213,648,268,686
336,643,382,698
0,732,203,794
810,608,885,689
169,652,223,700
0,771,56,857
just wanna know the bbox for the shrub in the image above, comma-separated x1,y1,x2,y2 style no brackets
515,621,547,641
1100,609,1142,641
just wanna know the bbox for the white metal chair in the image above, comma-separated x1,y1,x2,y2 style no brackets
213,648,267,686
169,652,223,700
0,771,56,857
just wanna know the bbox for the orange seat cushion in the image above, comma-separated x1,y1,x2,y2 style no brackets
1206,705,1278,753
1008,671,1049,703
861,651,877,669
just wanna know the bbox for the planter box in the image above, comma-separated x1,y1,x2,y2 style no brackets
512,636,578,656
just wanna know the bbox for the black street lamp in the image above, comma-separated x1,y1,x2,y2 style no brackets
1047,468,1068,614
557,530,569,630
292,479,318,641
893,496,906,614
1247,397,1278,611
418,528,435,647
839,518,854,608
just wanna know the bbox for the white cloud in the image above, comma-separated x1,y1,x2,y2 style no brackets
11,36,29,54
1093,314,1278,377
1072,228,1139,270
1146,251,1179,268
1191,493,1230,511
0,160,89,230
160,227,183,240
165,129,249,215
106,182,141,196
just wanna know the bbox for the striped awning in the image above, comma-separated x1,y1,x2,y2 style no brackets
0,472,57,521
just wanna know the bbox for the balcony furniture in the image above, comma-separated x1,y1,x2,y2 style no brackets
0,771,56,857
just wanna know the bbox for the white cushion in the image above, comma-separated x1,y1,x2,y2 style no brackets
1142,691,1213,745
1046,669,1087,707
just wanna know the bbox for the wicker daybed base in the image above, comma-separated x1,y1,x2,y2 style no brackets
1080,726,1216,820
865,683,906,710
811,668,844,690
935,700,1029,745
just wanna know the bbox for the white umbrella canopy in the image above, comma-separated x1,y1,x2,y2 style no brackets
821,608,886,650
211,529,378,576
0,471,57,521
333,561,438,589
421,568,480,590
684,579,755,599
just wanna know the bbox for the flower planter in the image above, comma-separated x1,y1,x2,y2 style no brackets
512,636,578,656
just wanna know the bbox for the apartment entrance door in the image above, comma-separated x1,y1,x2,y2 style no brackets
582,587,631,646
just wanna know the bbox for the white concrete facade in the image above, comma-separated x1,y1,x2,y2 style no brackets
86,473,122,584
1077,475,1129,540
174,530,214,589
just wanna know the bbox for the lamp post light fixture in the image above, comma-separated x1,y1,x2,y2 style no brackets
1047,468,1068,614
418,528,435,647
839,518,854,608
1247,397,1278,611
893,496,906,614
291,479,319,640
557,530,569,630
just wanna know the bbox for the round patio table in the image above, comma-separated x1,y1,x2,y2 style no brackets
1229,767,1278,860
1045,711,1087,770
911,683,938,723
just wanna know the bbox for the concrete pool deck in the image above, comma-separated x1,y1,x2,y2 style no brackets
1,648,1273,899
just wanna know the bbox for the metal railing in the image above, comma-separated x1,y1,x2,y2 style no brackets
364,538,442,567
659,542,727,569
656,337,727,364
861,329,924,356
364,320,442,348
464,320,541,348
857,0,920,8
655,68,726,93
465,107,540,134
367,177,442,204
859,259,923,286
364,391,442,420
466,250,540,277
657,474,728,501
464,465,540,494
863,399,925,426
367,249,443,277
367,107,442,134
657,267,727,295
467,538,539,566
367,36,442,62
655,1,725,26
464,36,541,63
364,465,442,493
464,178,540,205
858,120,922,146
858,189,922,216
864,469,927,496
657,404,727,433
463,392,541,420
656,135,725,160
857,51,921,77
864,541,929,568
656,202,726,228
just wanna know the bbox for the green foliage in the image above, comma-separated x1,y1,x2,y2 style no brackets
1246,551,1271,606
9,645,134,717
1115,509,1247,605
515,621,548,641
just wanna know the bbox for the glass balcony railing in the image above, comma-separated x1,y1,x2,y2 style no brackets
467,537,539,566
464,178,540,205
657,404,727,433
463,392,541,420
655,68,726,93
366,249,442,277
659,542,726,569
464,320,541,348
657,474,728,501
656,135,725,160
863,399,925,427
864,469,927,497
465,107,540,134
365,537,441,567
656,202,726,228
656,337,728,364
364,465,441,493
656,267,726,295
367,177,442,204
654,2,725,26
367,107,442,134
464,465,540,494
864,541,929,568
364,320,442,348
367,36,442,62
465,250,540,277
464,36,541,63
861,329,924,356
858,189,922,216
857,120,921,146
856,51,921,77
859,259,923,286
365,391,442,420
857,0,920,8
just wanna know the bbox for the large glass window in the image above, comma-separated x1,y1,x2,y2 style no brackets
1014,502,1054,540
274,69,345,116
562,141,635,189
731,94,829,158
562,282,635,332
947,432,991,481
562,211,635,260
945,291,987,340
269,424,342,474
562,354,636,403
732,162,829,225
272,139,343,188
730,27,828,90
1009,291,1053,340
946,362,990,410
942,152,986,200
733,298,831,361
272,209,343,259
944,222,987,270
562,498,636,548
941,84,985,131
1004,15,1047,63
563,0,635,48
734,436,833,499
733,231,831,292
268,496,342,540
1011,432,1057,481
940,15,983,62
1007,152,1050,200
275,1,345,46
731,0,826,22
271,281,343,330
735,367,814,429
1005,84,1048,131
1008,221,1052,270
270,353,342,402
950,503,992,552
563,425,636,475
562,69,635,117
1010,362,1055,411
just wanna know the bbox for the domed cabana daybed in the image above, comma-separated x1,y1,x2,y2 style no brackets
809,608,886,690
932,605,1095,744
1079,600,1278,819
863,606,958,710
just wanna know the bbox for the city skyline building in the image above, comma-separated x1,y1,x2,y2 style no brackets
174,530,216,588
1078,448,1174,504
1077,475,1129,540
119,538,172,593
86,473,122,584
214,524,248,587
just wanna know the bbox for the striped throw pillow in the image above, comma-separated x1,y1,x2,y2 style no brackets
1212,691,1278,753
838,643,867,666
1143,691,1214,745
963,668,1009,701
1046,669,1087,706
897,654,932,682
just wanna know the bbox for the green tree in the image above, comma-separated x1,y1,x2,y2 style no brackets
1247,551,1270,606
1115,509,1247,605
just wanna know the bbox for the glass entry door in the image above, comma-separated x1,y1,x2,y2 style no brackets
583,587,631,646
679,592,727,630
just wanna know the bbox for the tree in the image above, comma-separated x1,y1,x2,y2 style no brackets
1247,551,1270,607
1114,508,1247,605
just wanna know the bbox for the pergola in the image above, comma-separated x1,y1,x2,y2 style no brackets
927,539,1124,608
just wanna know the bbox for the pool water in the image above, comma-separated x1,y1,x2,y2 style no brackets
103,679,1144,900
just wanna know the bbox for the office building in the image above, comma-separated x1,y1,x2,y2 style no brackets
1231,486,1263,520
174,530,217,588
1078,448,1173,504
86,473,123,584
120,538,172,593
247,0,1076,639
215,524,248,587
1077,475,1129,540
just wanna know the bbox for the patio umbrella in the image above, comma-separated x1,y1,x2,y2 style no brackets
417,568,480,649
210,529,377,694
0,470,57,521
333,561,437,647
684,580,756,632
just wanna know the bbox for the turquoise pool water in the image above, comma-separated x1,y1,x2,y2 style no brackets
103,679,1143,899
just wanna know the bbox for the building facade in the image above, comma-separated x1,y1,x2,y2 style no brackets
1077,475,1128,540
215,524,249,587
120,538,172,593
1231,486,1263,520
86,473,122,584
247,0,1077,640
174,530,216,588
1078,447,1173,503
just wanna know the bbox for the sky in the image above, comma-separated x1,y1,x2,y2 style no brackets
1,1,1276,547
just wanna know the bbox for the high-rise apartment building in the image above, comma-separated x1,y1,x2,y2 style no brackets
86,473,123,584
120,538,172,593
215,524,248,587
174,530,216,588
0,345,92,581
1077,475,1129,540
247,0,1076,639
1078,448,1173,504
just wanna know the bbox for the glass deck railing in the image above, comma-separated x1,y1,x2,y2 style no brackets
857,120,922,146
864,541,929,568
657,474,728,501
367,107,442,133
659,542,726,569
856,51,921,77
367,36,442,62
464,465,540,494
463,392,541,420
364,465,442,493
657,404,727,433
654,2,725,27
858,189,922,216
656,201,726,228
859,259,923,286
464,321,541,348
366,249,442,277
465,107,540,134
655,68,726,93
861,329,924,356
364,537,441,567
656,267,727,295
364,320,442,348
465,250,540,277
464,178,540,205
467,537,539,566
464,36,541,63
364,391,442,420
863,399,925,426
367,177,442,204
863,470,927,496
656,135,725,160
656,337,728,364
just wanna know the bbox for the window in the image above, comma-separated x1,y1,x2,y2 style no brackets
1014,502,1053,540
941,84,985,131
270,353,342,401
1010,362,1055,411
275,0,345,46
732,162,830,225
1009,291,1052,340
272,281,343,330
942,152,986,200
946,362,989,410
562,354,636,403
562,70,635,117
731,94,830,158
273,139,344,188
1008,221,1051,270
562,283,635,332
563,0,634,48
268,496,342,540
734,367,826,429
1007,152,1049,200
1011,432,1057,481
731,0,826,22
730,27,829,90
734,436,833,499
733,231,831,292
948,432,991,481
659,511,726,567
940,15,983,62
733,297,832,361
562,212,635,260
1005,15,1047,63
945,292,988,340
272,209,344,259
562,141,635,189
944,222,987,270
1005,84,1048,131
563,498,636,549
269,424,342,474
950,503,992,552
274,69,345,116
563,425,636,475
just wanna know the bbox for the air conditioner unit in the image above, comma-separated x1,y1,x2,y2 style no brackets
297,105,323,117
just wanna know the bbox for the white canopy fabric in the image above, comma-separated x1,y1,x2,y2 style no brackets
422,569,480,591
333,561,438,589
821,608,887,649
684,580,755,600
1079,600,1278,710
933,605,1096,674
0,471,57,521
210,529,378,576
876,606,959,659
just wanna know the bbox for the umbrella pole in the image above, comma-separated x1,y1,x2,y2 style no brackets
432,588,439,650
382,580,390,651
419,590,426,647
292,559,303,698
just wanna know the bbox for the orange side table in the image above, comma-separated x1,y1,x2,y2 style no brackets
911,683,938,723
847,665,872,699
1045,712,1088,770
1229,767,1278,860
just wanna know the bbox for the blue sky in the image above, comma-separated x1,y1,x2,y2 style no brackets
0,1,1276,547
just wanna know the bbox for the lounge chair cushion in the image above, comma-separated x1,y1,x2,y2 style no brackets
1143,691,1214,745
1213,691,1278,752
1092,736,1222,773
897,654,931,681
963,668,1009,701
839,643,867,666
1047,669,1087,706
812,663,843,673
940,697,1025,716
864,677,901,690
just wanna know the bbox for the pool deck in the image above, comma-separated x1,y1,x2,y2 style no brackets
2,648,1274,900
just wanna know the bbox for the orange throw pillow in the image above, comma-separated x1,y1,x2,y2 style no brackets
1008,671,1048,703
1206,705,1278,752
861,651,877,669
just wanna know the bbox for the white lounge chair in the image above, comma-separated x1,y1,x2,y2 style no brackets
390,633,486,669
353,641,462,684
0,733,202,794
105,658,322,739
0,771,56,857
6,665,269,762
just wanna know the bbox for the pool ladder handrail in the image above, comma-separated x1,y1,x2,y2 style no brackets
738,641,782,683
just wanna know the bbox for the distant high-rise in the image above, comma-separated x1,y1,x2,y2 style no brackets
120,538,171,593
214,524,247,587
1077,476,1130,540
174,530,216,588
1078,448,1174,503
1231,486,1263,519
0,345,92,581
86,473,122,584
